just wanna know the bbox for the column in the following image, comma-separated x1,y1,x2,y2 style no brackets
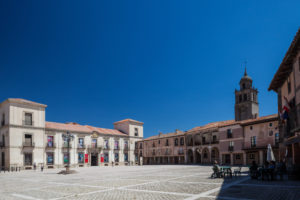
230,153,234,165
243,152,247,165
259,150,264,166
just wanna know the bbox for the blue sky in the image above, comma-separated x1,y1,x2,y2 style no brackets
0,1,299,138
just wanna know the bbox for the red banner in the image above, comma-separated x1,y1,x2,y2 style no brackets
101,156,104,163
85,154,89,163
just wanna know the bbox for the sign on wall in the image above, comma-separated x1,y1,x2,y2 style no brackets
85,154,89,163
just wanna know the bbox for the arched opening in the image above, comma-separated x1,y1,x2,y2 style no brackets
202,148,210,164
187,149,194,164
195,148,201,164
211,147,219,164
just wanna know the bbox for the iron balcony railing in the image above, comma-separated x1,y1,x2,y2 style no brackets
77,144,86,149
45,143,56,148
22,120,34,126
23,142,35,148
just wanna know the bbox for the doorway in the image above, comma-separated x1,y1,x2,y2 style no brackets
1,152,4,167
91,153,98,166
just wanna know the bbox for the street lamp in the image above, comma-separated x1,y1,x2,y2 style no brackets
62,132,74,173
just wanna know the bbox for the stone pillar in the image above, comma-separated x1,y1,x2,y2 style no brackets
193,149,196,164
243,152,247,165
219,153,222,165
259,151,264,166
230,153,234,165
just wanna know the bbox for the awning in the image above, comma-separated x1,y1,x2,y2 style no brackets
285,136,300,145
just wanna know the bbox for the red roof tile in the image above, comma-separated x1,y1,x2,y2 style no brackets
114,118,144,125
46,121,127,136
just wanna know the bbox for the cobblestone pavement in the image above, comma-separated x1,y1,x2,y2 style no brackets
0,165,299,200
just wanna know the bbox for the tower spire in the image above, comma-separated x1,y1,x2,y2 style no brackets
244,60,248,76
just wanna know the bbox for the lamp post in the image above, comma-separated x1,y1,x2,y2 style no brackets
62,132,74,173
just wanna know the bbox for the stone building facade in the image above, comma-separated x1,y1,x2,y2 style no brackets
269,28,300,169
137,130,186,165
137,71,279,166
0,98,143,169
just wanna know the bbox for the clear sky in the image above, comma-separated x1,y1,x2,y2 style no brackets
1,1,299,138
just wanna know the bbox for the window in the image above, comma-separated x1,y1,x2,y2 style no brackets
227,129,232,138
202,137,206,144
104,140,109,149
174,138,178,146
47,153,54,165
124,141,128,149
63,153,69,164
239,95,242,102
244,94,247,101
114,153,119,162
124,153,128,162
78,153,84,163
24,153,32,165
242,83,245,89
139,143,143,149
165,139,169,146
251,136,256,147
1,135,4,147
1,113,4,126
212,135,217,143
114,141,119,150
229,141,234,147
139,151,142,157
24,113,33,126
180,137,184,145
78,138,84,148
275,133,280,144
250,126,253,130
158,140,160,144
249,153,255,159
24,134,33,146
47,136,54,147
134,128,139,136
299,57,300,71
91,139,97,148
287,77,291,94
269,123,273,127
269,130,273,136
104,153,109,163
236,154,241,160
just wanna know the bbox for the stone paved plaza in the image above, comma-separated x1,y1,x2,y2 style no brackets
0,165,300,200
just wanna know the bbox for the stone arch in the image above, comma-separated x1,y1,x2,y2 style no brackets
202,147,210,164
211,147,220,164
195,148,201,164
187,149,194,164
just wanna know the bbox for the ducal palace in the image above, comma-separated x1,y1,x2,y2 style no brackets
0,98,143,169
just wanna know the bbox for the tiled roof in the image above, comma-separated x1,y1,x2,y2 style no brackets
240,114,278,125
143,130,185,141
188,120,239,133
1,98,47,108
114,118,144,125
46,121,127,136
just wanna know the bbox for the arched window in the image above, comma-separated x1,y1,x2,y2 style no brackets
244,94,247,101
174,138,178,146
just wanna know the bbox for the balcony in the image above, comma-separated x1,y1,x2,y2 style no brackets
23,142,35,148
77,144,86,149
103,145,110,150
228,146,234,152
22,120,34,126
178,151,184,155
88,145,102,152
114,146,120,151
45,143,56,149
124,146,129,151
202,142,210,145
211,140,219,144
62,143,72,149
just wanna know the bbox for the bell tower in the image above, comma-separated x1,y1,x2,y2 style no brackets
234,68,259,121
